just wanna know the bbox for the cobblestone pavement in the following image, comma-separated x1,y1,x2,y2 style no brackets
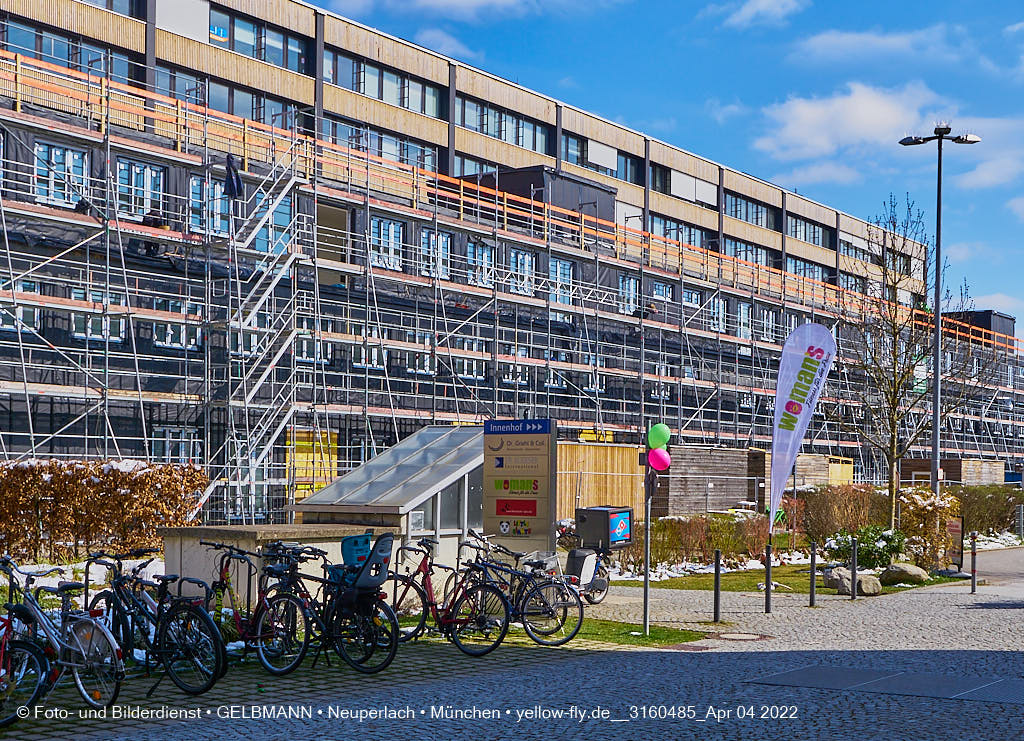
7,565,1024,741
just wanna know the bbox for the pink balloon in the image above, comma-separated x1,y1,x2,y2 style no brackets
648,447,671,471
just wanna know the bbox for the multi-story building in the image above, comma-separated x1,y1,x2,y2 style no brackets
0,0,1019,523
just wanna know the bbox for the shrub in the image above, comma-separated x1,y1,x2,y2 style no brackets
616,513,770,570
824,525,905,569
948,484,1024,535
0,459,206,561
898,486,961,568
802,484,882,543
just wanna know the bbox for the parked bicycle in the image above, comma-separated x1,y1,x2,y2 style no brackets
0,556,124,708
383,537,510,656
258,534,400,675
455,532,583,646
0,593,48,728
86,549,224,696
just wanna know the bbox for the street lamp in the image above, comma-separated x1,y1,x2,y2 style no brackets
899,123,980,500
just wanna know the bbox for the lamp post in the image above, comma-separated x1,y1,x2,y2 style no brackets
899,124,980,500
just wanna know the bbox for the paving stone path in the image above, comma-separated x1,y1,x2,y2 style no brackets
7,553,1024,740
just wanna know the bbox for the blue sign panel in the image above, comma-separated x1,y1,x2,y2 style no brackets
484,419,551,435
609,510,631,546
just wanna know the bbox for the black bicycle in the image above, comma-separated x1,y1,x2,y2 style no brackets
87,549,224,696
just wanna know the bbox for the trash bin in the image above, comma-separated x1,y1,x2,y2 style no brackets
575,506,632,550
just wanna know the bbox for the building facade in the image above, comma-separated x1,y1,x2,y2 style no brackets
0,0,1020,524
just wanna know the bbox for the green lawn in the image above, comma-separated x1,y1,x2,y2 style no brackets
575,617,704,647
614,563,963,595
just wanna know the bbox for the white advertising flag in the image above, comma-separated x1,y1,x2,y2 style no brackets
770,323,837,533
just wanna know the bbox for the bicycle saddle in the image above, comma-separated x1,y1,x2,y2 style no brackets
153,574,179,583
38,581,85,595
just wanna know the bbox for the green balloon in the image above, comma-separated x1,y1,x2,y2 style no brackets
647,423,671,449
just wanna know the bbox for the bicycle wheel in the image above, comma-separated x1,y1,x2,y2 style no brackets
448,584,509,657
255,593,309,676
583,564,610,605
88,591,131,662
157,602,223,696
520,581,583,646
68,618,122,708
0,639,48,728
382,574,427,642
331,598,399,674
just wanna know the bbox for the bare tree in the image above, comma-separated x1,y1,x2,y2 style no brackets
832,194,994,529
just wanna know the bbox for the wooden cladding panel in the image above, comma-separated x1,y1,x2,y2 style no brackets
648,192,719,232
156,32,314,104
324,85,448,145
838,213,870,240
648,140,719,183
556,443,644,520
3,0,145,51
723,216,782,251
215,0,315,37
785,238,837,268
787,195,835,226
722,170,782,208
560,106,644,157
454,127,554,169
457,67,554,123
323,16,449,86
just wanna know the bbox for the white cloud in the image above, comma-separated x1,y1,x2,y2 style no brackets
713,0,810,29
945,241,995,265
705,97,748,124
973,292,1024,321
1005,21,1024,34
413,28,479,59
754,81,946,161
1009,196,1024,221
957,157,1024,189
557,76,578,89
771,161,863,187
793,24,970,64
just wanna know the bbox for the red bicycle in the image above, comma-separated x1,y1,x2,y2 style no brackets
383,537,510,656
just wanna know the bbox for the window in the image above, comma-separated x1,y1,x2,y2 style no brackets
467,242,494,287
189,176,231,236
509,249,535,296
406,330,434,375
454,154,496,177
0,280,38,332
618,274,639,314
616,152,642,185
649,214,709,249
682,288,701,306
209,9,310,75
253,194,292,254
786,256,827,282
151,427,201,464
652,281,674,302
650,163,670,195
230,312,267,357
549,258,573,306
353,323,386,369
885,250,912,276
296,316,333,364
452,337,487,380
439,479,461,531
787,214,828,248
369,217,404,271
382,70,402,107
456,95,551,155
71,288,124,341
501,345,530,386
155,66,203,103
116,159,165,218
418,230,451,279
737,302,752,340
760,307,777,342
839,238,877,265
722,237,773,267
153,298,201,349
545,369,567,389
321,117,437,172
839,272,867,294
562,133,584,166
561,133,640,184
34,142,88,207
409,496,434,533
725,192,776,230
709,297,727,332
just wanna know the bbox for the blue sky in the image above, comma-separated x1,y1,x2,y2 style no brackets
318,0,1024,332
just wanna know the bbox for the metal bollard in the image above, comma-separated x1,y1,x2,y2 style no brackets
765,543,772,614
850,538,858,600
809,541,816,607
713,549,721,623
970,531,978,594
